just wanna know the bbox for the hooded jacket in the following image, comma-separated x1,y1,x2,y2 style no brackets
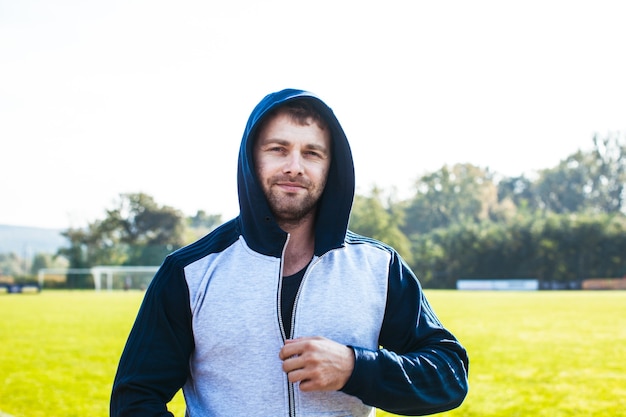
110,89,469,417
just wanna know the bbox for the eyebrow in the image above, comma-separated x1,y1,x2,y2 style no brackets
261,138,329,155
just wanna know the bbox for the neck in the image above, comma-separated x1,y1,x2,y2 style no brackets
279,214,316,276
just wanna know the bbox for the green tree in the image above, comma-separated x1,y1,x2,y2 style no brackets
185,210,223,243
403,163,507,236
58,193,186,287
532,132,626,214
587,132,626,213
188,210,223,229
497,175,539,212
0,253,23,278
30,252,68,275
410,211,626,289
349,187,413,264
58,224,115,287
97,193,186,266
533,151,594,213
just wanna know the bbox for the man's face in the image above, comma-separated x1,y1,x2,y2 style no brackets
254,112,331,225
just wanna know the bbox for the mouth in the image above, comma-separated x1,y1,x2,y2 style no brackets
274,181,306,193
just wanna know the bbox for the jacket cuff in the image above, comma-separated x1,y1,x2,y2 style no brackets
340,346,377,398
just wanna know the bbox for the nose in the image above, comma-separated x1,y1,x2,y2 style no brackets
283,151,304,175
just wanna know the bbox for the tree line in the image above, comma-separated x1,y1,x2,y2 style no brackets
22,132,626,289
351,133,626,288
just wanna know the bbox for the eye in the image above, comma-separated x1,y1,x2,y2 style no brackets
304,150,318,156
267,146,286,153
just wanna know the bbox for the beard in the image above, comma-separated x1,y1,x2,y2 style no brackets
263,176,326,225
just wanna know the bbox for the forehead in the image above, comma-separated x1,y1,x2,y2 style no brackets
256,112,331,147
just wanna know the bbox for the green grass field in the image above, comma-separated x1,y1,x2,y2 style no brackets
1,290,624,417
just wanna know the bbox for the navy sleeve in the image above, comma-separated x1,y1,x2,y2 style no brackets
110,256,194,417
341,251,469,415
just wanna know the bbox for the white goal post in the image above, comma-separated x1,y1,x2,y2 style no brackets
38,266,160,291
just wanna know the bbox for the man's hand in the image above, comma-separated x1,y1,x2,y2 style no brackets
279,336,355,392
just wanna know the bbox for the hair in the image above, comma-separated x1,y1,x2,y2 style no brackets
257,98,329,134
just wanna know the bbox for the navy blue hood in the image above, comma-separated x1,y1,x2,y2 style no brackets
236,88,355,258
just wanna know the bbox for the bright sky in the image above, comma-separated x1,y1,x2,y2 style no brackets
2,1,625,230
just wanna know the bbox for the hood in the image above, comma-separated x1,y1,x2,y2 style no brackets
236,88,355,257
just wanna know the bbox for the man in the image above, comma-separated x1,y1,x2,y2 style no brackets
110,88,469,417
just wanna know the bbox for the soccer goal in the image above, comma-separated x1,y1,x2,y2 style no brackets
38,266,160,291
91,266,159,291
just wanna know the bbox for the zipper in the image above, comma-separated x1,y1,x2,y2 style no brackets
277,235,326,417
277,234,296,417
288,258,318,341
277,234,290,342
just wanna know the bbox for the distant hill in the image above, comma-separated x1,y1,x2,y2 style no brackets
0,224,69,254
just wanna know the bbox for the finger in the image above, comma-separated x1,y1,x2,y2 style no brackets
286,368,307,384
279,343,301,361
281,355,305,373
279,337,315,359
298,378,319,392
286,366,325,390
